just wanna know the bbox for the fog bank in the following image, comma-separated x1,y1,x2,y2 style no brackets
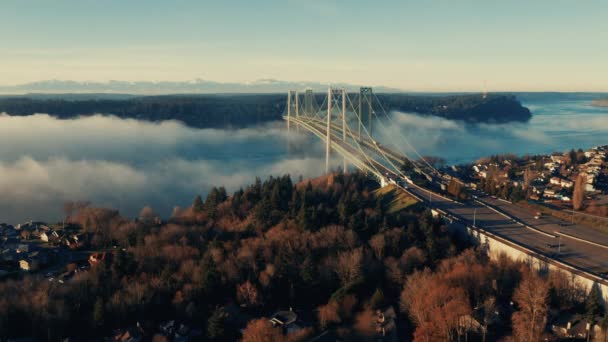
0,114,333,223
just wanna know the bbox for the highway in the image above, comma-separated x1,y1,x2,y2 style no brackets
291,116,608,279
406,185,608,277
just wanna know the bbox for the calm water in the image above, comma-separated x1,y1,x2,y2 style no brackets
380,93,608,165
1,93,607,223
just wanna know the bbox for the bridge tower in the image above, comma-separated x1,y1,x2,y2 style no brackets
358,87,373,138
287,90,300,153
326,87,332,173
342,88,347,173
304,89,314,116
295,91,299,118
286,90,292,133
294,90,300,133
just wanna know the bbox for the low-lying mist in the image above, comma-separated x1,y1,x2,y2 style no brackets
0,114,338,224
375,107,608,165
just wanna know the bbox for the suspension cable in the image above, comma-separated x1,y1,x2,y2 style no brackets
371,93,440,174
344,93,412,181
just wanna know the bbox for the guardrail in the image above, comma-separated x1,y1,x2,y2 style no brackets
440,204,608,285
482,197,608,249
554,231,608,250
474,199,558,239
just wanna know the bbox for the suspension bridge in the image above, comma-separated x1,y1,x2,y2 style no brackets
284,87,437,189
282,87,608,290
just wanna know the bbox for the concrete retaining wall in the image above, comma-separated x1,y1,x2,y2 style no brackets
448,222,608,306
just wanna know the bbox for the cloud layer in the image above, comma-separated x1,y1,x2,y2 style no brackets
374,100,608,165
0,114,334,223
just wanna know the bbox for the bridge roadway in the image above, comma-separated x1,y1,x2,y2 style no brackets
288,116,608,278
295,116,420,170
409,187,608,277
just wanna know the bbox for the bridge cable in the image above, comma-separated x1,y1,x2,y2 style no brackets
370,93,440,174
319,92,385,179
344,93,413,182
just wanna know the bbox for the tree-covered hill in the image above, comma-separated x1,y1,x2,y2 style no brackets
379,93,532,123
0,172,598,341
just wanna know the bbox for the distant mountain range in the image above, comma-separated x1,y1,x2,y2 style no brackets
0,79,401,95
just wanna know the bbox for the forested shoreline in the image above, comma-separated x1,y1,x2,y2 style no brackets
0,93,531,128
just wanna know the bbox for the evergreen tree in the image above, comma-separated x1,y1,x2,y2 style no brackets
299,256,319,288
585,286,603,322
192,195,204,212
93,297,105,328
297,193,311,230
270,183,282,211
200,257,221,298
207,307,227,341
254,198,272,227
204,187,227,217
370,288,385,309
288,189,300,218
420,211,439,262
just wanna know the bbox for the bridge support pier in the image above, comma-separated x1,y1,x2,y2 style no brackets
359,87,373,138
342,88,347,173
287,90,292,155
287,90,291,133
295,91,299,134
326,87,332,174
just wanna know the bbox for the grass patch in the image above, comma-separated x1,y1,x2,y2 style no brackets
375,185,419,214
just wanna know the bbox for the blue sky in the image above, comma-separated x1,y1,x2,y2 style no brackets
1,0,607,91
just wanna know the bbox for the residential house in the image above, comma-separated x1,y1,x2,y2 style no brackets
551,155,565,164
532,185,546,194
543,189,558,198
551,313,592,340
549,177,573,188
41,230,60,243
16,243,30,253
19,258,39,271
269,309,312,337
373,307,398,340
89,252,112,266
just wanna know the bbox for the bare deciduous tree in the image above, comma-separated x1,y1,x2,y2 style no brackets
369,234,386,259
241,318,285,342
512,269,549,342
336,248,364,286
573,173,587,211
237,281,260,308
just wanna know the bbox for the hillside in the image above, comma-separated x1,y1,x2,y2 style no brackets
0,172,595,341
0,93,531,128
379,93,532,123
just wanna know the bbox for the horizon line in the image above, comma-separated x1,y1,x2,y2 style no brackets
1,79,607,94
